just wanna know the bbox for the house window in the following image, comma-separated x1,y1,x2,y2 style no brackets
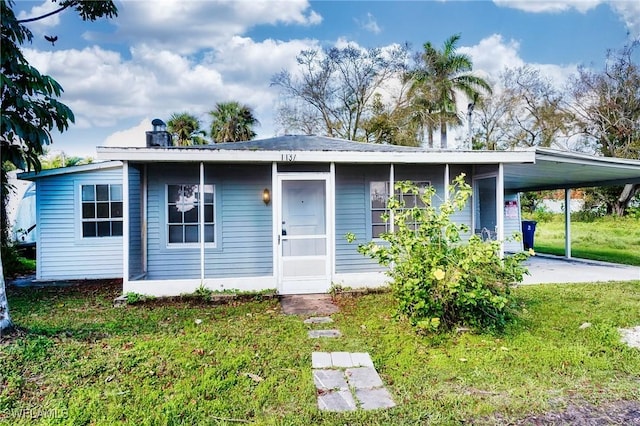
81,184,123,237
167,184,215,244
370,181,430,238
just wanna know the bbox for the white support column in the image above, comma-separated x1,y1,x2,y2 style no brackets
389,164,395,233
329,162,336,277
199,162,205,281
142,164,148,274
497,163,505,258
122,161,130,285
271,162,278,286
444,164,450,201
565,188,572,259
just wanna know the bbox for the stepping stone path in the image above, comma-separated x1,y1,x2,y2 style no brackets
305,316,396,412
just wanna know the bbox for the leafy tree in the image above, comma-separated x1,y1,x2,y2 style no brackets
0,0,118,333
361,93,420,146
209,101,259,143
501,66,572,148
167,112,207,146
40,150,93,169
271,44,409,141
567,42,640,215
408,34,492,149
274,101,324,136
348,176,527,332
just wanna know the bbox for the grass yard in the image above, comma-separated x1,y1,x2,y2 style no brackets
530,216,640,266
1,281,640,425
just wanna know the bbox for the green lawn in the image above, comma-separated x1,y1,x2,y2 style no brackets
530,216,640,266
1,281,640,425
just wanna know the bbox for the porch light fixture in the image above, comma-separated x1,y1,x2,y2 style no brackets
262,188,271,205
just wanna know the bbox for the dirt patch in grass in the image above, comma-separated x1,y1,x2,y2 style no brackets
511,399,640,425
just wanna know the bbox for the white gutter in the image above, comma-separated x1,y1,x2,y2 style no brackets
97,147,536,165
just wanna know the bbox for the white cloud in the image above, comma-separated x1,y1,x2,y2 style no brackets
458,34,577,89
458,34,524,79
103,118,150,148
493,0,602,13
356,13,381,34
16,0,62,34
494,0,639,38
85,0,322,55
22,31,319,148
609,1,640,38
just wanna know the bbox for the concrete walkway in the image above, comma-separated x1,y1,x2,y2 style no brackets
301,314,396,412
523,255,640,284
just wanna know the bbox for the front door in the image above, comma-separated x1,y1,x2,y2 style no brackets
278,175,331,294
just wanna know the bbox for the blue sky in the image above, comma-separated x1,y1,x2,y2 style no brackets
13,0,640,158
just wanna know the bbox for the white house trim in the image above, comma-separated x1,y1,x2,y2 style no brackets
497,163,505,258
123,276,278,297
98,147,536,165
122,161,130,284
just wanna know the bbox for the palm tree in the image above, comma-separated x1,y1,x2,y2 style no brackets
209,102,259,143
409,34,492,148
167,112,207,146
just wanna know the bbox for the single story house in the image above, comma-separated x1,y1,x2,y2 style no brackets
20,131,640,296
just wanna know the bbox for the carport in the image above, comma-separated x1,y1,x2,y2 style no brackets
503,148,640,259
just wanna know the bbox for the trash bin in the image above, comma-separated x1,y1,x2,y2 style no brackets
521,220,537,250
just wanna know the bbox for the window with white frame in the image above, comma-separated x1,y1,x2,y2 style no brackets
370,181,431,238
167,184,215,244
81,184,123,237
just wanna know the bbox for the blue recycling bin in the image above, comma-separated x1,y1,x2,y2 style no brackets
521,220,537,250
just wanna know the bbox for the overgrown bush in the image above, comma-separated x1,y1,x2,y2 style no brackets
1,244,35,277
347,175,528,333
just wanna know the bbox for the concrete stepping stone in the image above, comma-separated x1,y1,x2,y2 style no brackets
304,316,334,324
346,367,383,389
308,329,341,338
313,369,348,391
317,389,356,412
355,387,396,410
350,352,374,368
330,351,353,368
311,351,396,411
312,352,332,369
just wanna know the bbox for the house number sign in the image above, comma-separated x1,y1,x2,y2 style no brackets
281,153,297,162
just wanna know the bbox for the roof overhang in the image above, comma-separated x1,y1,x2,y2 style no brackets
504,148,640,191
97,145,535,165
17,161,123,181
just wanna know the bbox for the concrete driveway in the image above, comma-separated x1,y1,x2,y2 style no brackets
522,255,640,284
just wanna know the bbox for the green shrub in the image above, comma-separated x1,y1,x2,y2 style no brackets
532,206,554,223
1,244,35,277
347,175,528,333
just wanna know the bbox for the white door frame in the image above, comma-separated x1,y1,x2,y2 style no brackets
472,167,505,257
275,171,334,294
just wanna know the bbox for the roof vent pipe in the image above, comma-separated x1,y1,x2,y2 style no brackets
146,118,172,147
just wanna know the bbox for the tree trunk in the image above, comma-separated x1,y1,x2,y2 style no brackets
614,183,639,216
0,254,13,335
440,121,447,149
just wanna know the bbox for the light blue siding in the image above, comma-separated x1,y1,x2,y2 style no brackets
145,164,272,280
335,165,383,273
334,164,451,274
36,167,123,280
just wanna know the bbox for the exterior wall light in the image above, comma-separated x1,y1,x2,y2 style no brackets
263,188,271,205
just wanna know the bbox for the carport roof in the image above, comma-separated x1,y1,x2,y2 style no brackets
504,148,640,191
